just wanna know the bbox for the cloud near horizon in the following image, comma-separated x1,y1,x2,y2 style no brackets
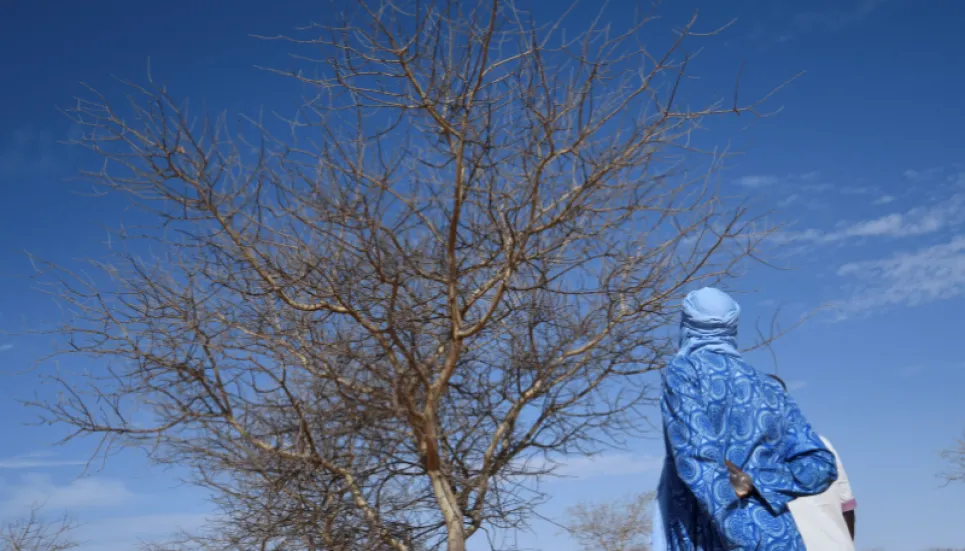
551,453,663,479
0,474,135,519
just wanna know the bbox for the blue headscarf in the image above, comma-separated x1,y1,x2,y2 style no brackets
677,287,740,357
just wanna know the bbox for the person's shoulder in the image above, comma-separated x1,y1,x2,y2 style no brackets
664,355,699,383
666,354,696,371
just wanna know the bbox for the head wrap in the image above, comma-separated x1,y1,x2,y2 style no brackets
677,287,740,357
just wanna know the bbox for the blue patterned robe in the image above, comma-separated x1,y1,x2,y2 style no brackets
655,288,837,551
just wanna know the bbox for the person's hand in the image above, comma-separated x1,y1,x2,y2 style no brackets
725,460,754,499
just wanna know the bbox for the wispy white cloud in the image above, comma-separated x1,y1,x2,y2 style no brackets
900,166,965,193
0,474,134,518
873,195,896,205
800,182,833,193
833,235,965,316
0,128,60,180
552,453,662,479
837,185,876,196
0,451,87,469
735,175,781,188
787,380,809,391
735,171,880,211
778,193,965,245
778,194,800,207
0,463,211,550
746,27,796,51
794,0,890,31
753,2,890,53
903,166,945,182
950,171,965,187
0,344,12,352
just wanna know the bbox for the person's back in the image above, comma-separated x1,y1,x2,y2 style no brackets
656,287,838,550
787,436,857,551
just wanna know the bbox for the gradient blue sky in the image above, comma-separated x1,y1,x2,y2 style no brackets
2,1,964,550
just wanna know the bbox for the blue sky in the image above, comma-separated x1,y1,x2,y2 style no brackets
1,0,964,550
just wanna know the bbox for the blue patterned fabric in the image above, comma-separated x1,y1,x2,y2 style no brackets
656,288,837,551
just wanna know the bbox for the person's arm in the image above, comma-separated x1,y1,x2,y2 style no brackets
661,358,757,549
742,392,838,515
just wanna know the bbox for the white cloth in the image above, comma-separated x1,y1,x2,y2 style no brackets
788,436,856,551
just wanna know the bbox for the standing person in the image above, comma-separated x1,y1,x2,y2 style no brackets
768,375,858,550
653,287,838,551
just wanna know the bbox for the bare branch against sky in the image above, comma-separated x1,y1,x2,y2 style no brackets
565,492,655,551
31,0,781,549
1,506,77,551
941,433,965,486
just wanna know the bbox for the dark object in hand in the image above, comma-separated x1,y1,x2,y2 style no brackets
725,459,754,498
843,510,855,540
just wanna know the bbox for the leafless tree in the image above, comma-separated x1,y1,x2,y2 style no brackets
941,432,965,484
1,507,77,551
565,492,654,551
33,0,786,549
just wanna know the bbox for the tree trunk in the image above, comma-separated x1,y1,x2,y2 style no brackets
423,425,466,551
429,468,466,551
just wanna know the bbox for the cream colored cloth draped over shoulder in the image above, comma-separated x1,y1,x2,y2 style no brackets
788,436,857,551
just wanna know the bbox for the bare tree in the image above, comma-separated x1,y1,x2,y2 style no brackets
565,492,654,551
1,507,77,551
33,0,784,549
941,432,965,484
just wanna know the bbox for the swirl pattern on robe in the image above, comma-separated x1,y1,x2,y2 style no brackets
654,288,837,551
